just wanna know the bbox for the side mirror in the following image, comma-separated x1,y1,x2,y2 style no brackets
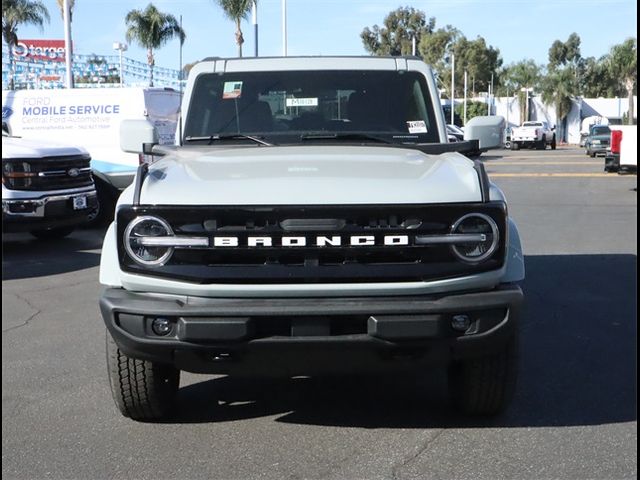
463,115,505,150
120,119,158,154
552,125,556,130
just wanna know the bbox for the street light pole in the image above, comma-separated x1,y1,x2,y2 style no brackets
113,42,127,87
463,69,468,126
450,53,455,125
282,0,287,56
252,1,258,57
62,0,73,88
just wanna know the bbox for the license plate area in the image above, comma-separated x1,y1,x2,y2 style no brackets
73,195,87,210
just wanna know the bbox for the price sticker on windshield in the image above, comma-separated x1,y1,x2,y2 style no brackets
222,81,243,99
407,121,428,133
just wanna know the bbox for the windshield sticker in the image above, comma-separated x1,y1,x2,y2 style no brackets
222,81,243,99
286,97,318,107
407,120,427,134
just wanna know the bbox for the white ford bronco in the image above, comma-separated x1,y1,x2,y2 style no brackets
99,56,525,421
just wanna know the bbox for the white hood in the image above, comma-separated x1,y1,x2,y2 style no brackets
2,135,88,159
128,145,482,206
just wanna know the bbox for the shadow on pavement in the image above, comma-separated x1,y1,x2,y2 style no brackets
2,227,106,280
166,253,637,429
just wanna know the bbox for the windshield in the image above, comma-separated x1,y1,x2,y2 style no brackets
183,70,440,144
591,126,610,135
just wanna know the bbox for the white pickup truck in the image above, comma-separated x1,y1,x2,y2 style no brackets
2,130,98,238
510,121,556,150
605,125,637,174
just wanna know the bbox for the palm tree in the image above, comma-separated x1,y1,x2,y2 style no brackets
2,0,50,90
125,3,185,87
541,67,578,142
498,60,542,124
609,38,637,125
216,0,254,58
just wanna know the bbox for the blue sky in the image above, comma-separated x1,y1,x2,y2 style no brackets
9,0,638,70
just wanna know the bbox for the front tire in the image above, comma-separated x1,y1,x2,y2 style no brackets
30,226,75,240
448,334,518,415
106,332,180,421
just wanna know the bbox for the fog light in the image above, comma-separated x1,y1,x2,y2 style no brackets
151,317,172,336
451,315,471,332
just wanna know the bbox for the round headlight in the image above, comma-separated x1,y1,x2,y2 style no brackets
450,213,499,263
124,216,174,266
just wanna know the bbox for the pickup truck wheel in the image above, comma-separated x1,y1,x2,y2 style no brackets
551,135,556,150
536,139,545,150
447,334,518,415
30,226,75,240
511,142,520,151
86,178,117,227
106,332,180,421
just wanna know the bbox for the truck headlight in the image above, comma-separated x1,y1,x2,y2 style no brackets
124,216,174,266
450,213,499,263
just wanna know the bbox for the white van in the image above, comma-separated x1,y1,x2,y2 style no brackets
2,87,181,223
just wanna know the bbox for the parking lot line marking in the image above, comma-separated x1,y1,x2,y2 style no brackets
489,173,621,177
490,162,602,166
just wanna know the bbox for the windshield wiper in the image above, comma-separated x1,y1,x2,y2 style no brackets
299,132,391,144
184,134,274,146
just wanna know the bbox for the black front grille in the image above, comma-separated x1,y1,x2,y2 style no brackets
117,203,507,284
3,155,93,191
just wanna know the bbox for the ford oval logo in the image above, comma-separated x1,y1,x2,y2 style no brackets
67,168,80,177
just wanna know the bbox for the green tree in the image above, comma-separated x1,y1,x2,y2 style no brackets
580,55,624,98
452,36,501,96
543,34,583,140
361,6,435,56
541,68,578,142
608,38,637,124
455,100,488,123
419,25,460,97
496,59,542,124
125,3,185,87
419,29,500,101
216,0,253,58
2,0,50,90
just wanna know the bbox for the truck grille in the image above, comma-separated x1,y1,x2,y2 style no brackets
2,155,93,191
117,203,507,284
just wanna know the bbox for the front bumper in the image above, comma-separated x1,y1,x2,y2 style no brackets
3,189,98,232
100,284,523,375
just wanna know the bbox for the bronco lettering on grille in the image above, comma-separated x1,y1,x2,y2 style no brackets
212,235,410,247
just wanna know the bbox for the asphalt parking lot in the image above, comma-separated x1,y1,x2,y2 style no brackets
2,146,637,480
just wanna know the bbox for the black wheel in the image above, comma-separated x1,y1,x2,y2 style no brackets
551,135,556,150
86,178,117,227
511,142,520,151
589,151,596,158
536,139,545,150
106,331,180,421
448,334,518,415
30,226,75,240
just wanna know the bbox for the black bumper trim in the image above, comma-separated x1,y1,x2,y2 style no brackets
100,285,522,374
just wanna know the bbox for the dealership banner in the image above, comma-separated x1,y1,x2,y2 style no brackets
12,40,71,62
